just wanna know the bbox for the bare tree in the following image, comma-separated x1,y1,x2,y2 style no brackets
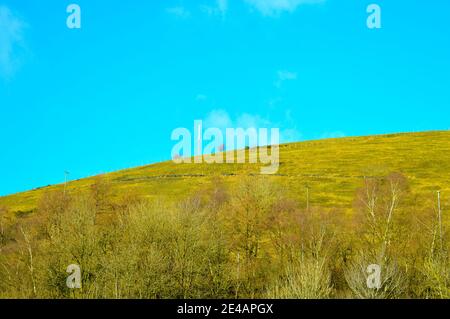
19,226,37,297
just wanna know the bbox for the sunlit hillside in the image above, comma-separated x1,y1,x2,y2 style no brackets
1,130,450,299
1,130,449,217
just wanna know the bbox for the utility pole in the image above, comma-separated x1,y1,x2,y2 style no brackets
64,171,70,195
437,191,443,249
306,184,310,211
235,252,240,299
198,123,202,157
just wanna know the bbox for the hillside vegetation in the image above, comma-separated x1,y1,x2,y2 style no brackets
0,130,449,298
2,130,449,215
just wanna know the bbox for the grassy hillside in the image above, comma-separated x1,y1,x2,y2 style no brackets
1,130,450,299
1,130,449,217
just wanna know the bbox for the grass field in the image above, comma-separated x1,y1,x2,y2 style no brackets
1,130,449,218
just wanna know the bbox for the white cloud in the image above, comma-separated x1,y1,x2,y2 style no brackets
166,6,191,18
167,0,323,20
196,94,208,101
275,70,297,88
203,109,301,143
278,70,297,81
236,113,271,129
204,109,233,130
0,6,27,79
201,0,228,17
218,0,229,14
244,0,325,16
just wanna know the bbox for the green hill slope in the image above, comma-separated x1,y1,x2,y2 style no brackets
1,130,449,218
1,130,450,299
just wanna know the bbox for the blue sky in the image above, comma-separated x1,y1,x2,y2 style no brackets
0,0,449,195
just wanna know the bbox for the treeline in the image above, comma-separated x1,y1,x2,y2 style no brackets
0,174,448,298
